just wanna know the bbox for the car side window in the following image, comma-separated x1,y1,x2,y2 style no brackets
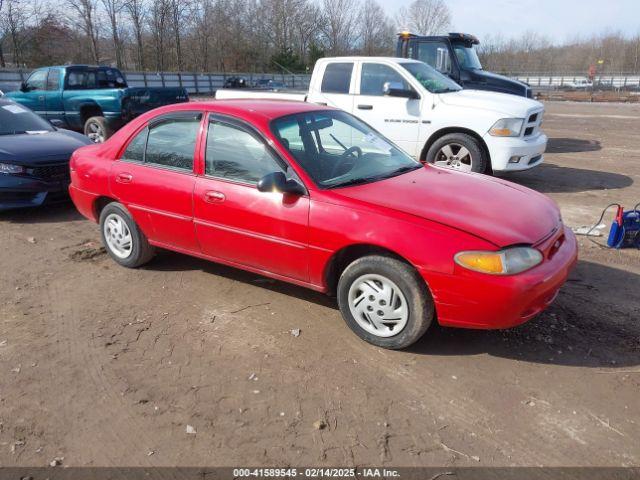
25,70,47,91
145,115,201,171
360,63,411,96
206,121,284,184
321,63,354,94
46,69,61,91
121,128,148,162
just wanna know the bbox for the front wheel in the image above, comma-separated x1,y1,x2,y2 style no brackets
425,133,488,173
337,255,434,349
84,116,113,143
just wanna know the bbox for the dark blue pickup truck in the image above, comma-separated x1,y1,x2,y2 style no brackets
5,65,189,142
397,32,533,98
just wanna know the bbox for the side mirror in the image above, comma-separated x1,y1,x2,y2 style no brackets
49,119,64,128
383,81,419,99
257,171,306,196
20,82,28,92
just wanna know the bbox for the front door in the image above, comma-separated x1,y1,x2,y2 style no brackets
110,112,203,252
15,69,48,115
353,62,422,157
193,116,310,282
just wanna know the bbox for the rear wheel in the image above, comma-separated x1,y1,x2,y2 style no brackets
84,116,113,143
426,133,488,173
337,255,434,349
99,202,155,268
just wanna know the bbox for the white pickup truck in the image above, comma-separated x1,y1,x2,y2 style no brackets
216,57,547,174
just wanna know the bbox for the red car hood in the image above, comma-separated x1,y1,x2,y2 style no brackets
332,166,560,247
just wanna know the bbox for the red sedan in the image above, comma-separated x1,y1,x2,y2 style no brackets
69,100,577,349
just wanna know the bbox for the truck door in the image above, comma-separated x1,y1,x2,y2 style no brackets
311,62,355,112
16,69,48,115
352,62,422,157
44,68,66,125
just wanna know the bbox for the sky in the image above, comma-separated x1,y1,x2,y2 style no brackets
383,0,640,42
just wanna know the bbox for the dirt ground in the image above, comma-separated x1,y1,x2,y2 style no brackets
1,101,639,468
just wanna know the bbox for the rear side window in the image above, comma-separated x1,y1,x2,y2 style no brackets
321,63,353,94
121,128,148,162
145,116,201,171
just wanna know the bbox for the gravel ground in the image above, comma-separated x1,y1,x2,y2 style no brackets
0,101,638,467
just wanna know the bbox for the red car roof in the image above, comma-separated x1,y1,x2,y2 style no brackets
164,99,334,121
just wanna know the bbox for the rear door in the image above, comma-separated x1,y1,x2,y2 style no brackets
193,115,310,281
110,111,203,252
352,62,422,157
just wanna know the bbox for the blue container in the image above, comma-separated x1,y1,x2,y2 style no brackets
607,210,640,248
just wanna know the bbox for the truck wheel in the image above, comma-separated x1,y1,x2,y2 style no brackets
84,116,113,143
425,133,488,173
337,255,434,350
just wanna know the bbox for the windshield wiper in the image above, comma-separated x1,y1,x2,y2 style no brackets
326,165,420,189
0,130,27,135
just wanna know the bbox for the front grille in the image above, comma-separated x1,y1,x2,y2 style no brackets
26,163,69,181
523,110,543,137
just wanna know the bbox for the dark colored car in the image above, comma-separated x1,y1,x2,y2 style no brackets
0,98,91,211
397,32,533,98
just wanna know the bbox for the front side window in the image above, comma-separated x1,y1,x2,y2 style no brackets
206,121,284,184
272,110,420,189
417,41,452,74
47,69,61,91
321,63,354,94
25,70,47,91
360,63,412,96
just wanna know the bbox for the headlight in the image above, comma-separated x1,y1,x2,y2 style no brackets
489,118,524,137
0,163,25,174
454,247,543,275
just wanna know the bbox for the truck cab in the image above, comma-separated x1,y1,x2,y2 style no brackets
397,32,533,98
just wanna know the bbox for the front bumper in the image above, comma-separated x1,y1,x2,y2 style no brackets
484,132,547,172
0,173,70,211
421,226,578,329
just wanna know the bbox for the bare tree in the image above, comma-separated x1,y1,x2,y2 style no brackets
100,0,125,68
359,0,393,55
65,0,101,63
321,0,359,55
167,0,189,71
0,0,38,66
0,0,5,66
395,0,451,36
124,0,146,70
148,0,168,71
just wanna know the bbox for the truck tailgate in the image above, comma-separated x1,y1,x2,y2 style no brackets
215,89,307,102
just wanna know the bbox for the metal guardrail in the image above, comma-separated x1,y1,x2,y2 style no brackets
0,68,312,94
1,68,639,95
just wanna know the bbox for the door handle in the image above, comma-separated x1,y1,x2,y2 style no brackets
204,190,225,203
357,104,373,110
115,172,133,184
38,95,45,101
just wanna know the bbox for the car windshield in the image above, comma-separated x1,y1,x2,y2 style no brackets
400,61,462,94
0,102,55,135
66,67,127,89
271,110,421,189
453,44,483,70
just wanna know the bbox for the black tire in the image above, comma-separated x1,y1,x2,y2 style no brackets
84,116,113,143
99,202,155,268
425,132,488,174
337,255,434,349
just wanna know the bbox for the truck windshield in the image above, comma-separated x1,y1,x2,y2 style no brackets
0,102,54,135
271,110,421,189
399,62,462,94
452,44,483,70
66,68,127,90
